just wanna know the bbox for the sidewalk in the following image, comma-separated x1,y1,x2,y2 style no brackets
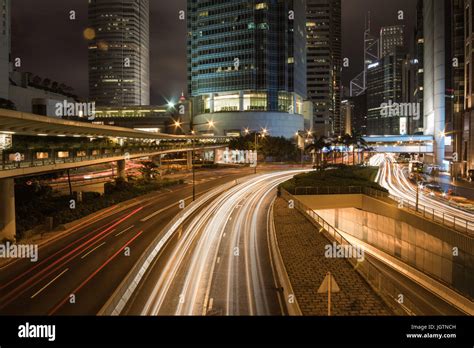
273,198,392,316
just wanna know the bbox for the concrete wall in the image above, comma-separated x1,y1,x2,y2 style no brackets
193,111,304,139
9,85,74,115
298,194,474,299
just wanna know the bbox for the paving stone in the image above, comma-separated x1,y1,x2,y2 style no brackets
273,198,393,316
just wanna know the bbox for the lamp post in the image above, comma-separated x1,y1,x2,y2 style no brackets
296,130,313,169
244,128,267,174
191,129,196,201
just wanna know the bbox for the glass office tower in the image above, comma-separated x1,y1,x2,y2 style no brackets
0,0,10,100
187,0,307,138
88,0,150,107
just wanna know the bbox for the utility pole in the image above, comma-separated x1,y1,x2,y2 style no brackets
254,132,258,174
318,272,340,316
192,134,196,201
415,173,420,213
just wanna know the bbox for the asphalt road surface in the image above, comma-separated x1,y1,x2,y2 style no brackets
0,168,254,315
123,170,306,316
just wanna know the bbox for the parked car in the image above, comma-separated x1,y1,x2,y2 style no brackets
468,170,474,182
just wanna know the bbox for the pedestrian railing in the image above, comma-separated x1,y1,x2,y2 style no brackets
393,196,474,237
292,186,474,236
281,189,426,316
0,143,225,172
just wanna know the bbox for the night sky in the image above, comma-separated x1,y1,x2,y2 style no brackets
11,0,416,104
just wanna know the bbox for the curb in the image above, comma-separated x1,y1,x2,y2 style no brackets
267,197,303,316
98,180,238,316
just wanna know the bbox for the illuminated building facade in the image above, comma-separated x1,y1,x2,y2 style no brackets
88,0,150,107
187,0,307,138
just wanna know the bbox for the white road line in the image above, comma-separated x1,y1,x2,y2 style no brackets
216,257,220,264
115,225,135,237
31,268,69,299
140,199,190,222
208,298,214,311
81,242,106,260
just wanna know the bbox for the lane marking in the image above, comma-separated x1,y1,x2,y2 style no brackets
48,231,143,315
208,298,214,311
140,202,183,222
31,268,69,299
216,257,220,264
0,207,143,308
81,242,106,260
115,225,135,237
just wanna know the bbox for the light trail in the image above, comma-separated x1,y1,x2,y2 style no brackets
140,171,306,316
373,154,474,232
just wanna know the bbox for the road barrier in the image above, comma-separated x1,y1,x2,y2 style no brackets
281,189,426,316
293,186,474,237
98,181,238,316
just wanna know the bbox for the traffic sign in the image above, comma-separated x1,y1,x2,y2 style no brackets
318,272,340,294
318,272,340,316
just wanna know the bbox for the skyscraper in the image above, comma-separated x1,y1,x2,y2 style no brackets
88,0,150,107
306,0,342,136
423,0,448,168
379,25,405,58
187,0,307,138
366,47,406,136
463,0,474,175
0,0,10,100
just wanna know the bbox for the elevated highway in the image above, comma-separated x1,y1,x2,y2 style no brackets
0,108,234,241
363,135,434,154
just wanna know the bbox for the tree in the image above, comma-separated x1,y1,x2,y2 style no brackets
305,136,329,170
42,78,52,89
0,98,17,111
139,161,160,181
228,134,298,162
32,75,42,86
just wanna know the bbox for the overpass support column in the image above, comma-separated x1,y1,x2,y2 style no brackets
117,159,127,180
0,178,16,241
214,149,219,164
187,151,193,171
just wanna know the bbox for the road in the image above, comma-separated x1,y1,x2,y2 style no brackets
372,154,474,233
0,168,253,315
123,171,305,316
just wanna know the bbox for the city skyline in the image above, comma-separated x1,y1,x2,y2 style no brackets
10,0,416,104
0,1,472,343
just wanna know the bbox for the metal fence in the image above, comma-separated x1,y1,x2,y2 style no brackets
281,189,425,316
395,197,474,236
0,143,222,172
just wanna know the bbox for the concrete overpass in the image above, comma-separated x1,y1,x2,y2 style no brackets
0,108,234,241
363,135,434,154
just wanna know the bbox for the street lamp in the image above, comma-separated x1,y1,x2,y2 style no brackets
244,128,267,174
296,130,313,168
190,129,197,201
